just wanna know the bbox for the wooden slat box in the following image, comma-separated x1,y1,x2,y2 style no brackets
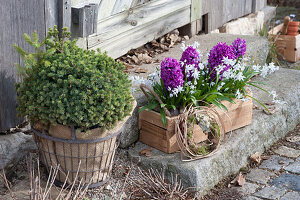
269,24,300,63
214,93,253,133
139,93,253,153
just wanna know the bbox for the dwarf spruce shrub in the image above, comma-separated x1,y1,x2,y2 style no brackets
15,26,133,130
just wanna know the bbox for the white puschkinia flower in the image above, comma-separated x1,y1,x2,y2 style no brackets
259,63,279,78
129,75,153,92
148,70,160,85
169,85,184,98
193,41,200,48
235,89,244,99
193,68,200,80
235,72,245,81
222,57,236,66
129,76,152,87
198,63,205,70
268,62,280,73
269,90,278,99
269,90,286,105
252,65,261,72
181,41,186,51
216,65,226,75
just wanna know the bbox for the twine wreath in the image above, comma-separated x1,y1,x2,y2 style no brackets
175,105,227,161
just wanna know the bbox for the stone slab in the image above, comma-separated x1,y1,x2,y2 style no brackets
280,191,300,200
271,173,300,192
253,186,286,200
232,182,260,196
0,132,37,170
259,155,294,171
128,68,300,193
285,161,300,174
246,169,275,184
242,196,262,200
274,146,300,158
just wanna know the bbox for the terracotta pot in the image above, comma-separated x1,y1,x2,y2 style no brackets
287,21,299,36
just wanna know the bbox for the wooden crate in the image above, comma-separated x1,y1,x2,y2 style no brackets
269,24,300,63
139,94,253,153
139,110,180,153
214,94,253,133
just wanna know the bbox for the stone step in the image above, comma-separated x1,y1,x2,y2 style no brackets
127,68,300,195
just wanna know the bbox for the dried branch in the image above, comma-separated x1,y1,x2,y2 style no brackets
129,167,190,200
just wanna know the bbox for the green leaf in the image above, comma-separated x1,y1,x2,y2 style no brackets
160,108,167,127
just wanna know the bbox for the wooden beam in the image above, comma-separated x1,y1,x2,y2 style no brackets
89,6,191,58
89,0,191,48
58,0,71,33
72,4,98,37
191,0,202,22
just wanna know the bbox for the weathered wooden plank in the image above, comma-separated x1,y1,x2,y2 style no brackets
201,0,254,32
45,0,58,30
89,6,190,58
111,0,133,15
58,0,71,32
88,0,191,48
0,0,48,131
252,0,267,13
191,0,202,22
97,0,117,20
73,4,98,37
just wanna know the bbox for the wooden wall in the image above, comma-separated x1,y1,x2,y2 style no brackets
0,0,57,131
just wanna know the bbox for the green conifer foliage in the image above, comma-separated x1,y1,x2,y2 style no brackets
15,26,133,130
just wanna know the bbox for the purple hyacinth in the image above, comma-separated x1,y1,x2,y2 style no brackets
208,42,235,81
231,38,247,58
160,57,184,91
180,46,200,80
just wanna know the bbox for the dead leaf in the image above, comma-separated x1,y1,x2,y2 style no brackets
159,37,165,44
135,68,148,74
261,155,270,160
265,102,275,106
183,35,189,40
139,148,152,157
137,53,152,64
250,152,262,164
286,135,300,143
170,29,179,35
263,106,277,115
131,55,139,64
230,172,245,187
253,104,260,110
278,160,284,164
159,44,169,51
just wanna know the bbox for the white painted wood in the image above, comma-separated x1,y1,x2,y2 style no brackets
71,0,101,6
88,0,191,48
98,0,117,20
111,0,133,15
89,6,191,58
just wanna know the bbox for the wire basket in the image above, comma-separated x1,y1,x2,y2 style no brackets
32,126,121,188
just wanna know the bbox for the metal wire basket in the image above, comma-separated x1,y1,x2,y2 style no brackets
32,126,121,188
